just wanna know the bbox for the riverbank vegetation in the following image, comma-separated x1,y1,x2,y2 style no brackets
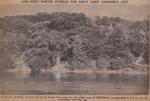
0,12,149,73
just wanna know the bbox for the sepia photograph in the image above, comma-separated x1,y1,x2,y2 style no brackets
0,3,149,95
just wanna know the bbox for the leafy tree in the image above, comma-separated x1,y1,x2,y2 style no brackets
0,12,148,72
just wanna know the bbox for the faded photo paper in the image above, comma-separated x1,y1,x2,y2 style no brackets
0,0,150,101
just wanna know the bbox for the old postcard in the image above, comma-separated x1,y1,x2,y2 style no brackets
0,0,150,101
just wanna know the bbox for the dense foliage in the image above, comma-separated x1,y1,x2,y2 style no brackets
0,12,149,72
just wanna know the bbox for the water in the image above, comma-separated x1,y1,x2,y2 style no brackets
0,72,149,95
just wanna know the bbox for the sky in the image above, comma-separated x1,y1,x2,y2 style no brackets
0,0,149,21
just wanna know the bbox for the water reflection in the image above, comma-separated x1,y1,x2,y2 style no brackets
1,72,149,95
25,72,148,83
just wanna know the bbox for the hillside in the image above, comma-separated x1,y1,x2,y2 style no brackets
0,12,149,73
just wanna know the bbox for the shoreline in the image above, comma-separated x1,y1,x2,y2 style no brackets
7,69,148,75
71,70,148,75
50,70,148,75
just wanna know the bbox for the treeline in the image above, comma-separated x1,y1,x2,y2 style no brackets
0,12,149,72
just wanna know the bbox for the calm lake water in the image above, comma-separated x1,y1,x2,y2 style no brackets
0,72,149,95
